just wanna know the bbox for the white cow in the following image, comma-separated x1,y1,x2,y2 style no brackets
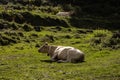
38,43,85,63
56,11,74,17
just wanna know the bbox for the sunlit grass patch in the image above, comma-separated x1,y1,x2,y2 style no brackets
0,27,120,80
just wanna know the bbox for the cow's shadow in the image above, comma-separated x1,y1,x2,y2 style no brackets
40,60,85,63
40,60,53,63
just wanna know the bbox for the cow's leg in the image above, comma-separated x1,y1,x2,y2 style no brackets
51,53,58,62
57,60,68,63
57,52,72,63
57,59,76,63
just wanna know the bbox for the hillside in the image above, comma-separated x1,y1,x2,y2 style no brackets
0,1,120,80
0,0,120,29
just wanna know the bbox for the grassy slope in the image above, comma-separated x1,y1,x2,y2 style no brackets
0,28,120,80
0,2,120,80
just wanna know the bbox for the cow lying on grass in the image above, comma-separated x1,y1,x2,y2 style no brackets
38,43,85,63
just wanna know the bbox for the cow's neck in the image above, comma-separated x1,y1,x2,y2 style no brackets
48,45,57,57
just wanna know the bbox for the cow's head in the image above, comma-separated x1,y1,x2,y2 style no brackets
38,42,49,53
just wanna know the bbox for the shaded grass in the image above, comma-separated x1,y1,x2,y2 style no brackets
0,10,71,27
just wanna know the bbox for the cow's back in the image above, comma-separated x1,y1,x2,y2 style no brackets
53,46,84,62
54,46,74,60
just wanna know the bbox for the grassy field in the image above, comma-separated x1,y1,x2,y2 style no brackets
0,27,120,80
0,1,120,80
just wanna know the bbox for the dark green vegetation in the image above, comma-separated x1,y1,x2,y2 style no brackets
0,0,120,80
1,0,120,29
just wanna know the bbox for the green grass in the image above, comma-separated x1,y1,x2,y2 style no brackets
0,27,120,80
0,43,120,80
0,1,120,80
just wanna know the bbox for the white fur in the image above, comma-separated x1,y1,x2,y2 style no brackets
52,46,84,63
56,12,73,17
38,43,85,63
